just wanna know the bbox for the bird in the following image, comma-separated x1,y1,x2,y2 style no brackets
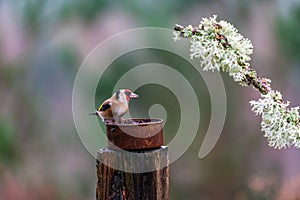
89,89,138,123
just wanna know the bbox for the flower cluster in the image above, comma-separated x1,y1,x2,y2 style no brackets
174,15,300,149
250,91,300,148
174,15,253,83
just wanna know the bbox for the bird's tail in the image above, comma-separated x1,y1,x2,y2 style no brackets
88,112,98,116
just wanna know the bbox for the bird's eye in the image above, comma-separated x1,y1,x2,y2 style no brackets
125,91,131,97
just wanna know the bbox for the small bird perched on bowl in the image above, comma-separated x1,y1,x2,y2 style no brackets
89,89,138,123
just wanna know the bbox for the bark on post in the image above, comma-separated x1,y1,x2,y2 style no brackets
96,147,169,200
96,118,169,200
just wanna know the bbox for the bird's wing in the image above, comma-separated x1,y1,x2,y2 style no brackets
97,99,112,111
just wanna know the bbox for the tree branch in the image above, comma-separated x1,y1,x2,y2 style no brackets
174,23,271,95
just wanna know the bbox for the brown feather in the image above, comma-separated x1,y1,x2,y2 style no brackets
96,89,135,121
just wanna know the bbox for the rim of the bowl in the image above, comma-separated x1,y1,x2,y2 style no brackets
105,118,163,126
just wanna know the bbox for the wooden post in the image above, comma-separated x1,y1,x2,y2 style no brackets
96,119,169,200
96,147,169,200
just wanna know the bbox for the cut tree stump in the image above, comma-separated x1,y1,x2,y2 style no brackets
96,147,169,200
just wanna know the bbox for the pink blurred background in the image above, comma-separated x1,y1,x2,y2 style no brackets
0,0,300,199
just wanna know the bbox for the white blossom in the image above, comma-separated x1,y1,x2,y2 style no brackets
250,91,300,149
187,15,253,82
173,30,181,41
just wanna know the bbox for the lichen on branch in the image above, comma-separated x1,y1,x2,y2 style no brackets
174,15,300,149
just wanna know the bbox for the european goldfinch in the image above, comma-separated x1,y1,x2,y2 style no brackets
90,89,138,122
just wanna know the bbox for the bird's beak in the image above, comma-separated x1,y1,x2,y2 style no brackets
88,112,98,116
130,92,139,98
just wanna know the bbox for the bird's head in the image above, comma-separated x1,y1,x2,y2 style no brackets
115,89,139,103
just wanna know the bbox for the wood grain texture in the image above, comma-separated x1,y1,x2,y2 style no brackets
96,147,169,200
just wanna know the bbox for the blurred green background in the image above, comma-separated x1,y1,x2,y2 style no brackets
1,0,300,199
